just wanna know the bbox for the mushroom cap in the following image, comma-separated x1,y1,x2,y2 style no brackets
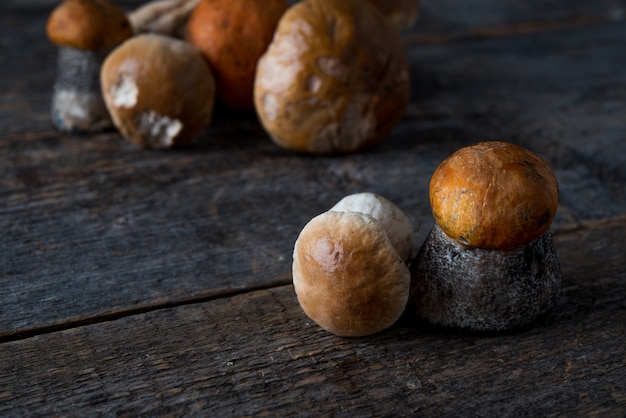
330,192,414,263
46,0,133,50
100,33,216,149
430,141,559,250
293,211,410,337
254,0,410,154
186,0,289,109
366,0,420,31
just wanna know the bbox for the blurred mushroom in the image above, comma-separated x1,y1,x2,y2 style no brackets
366,0,420,31
128,0,202,38
46,0,133,132
254,0,411,154
186,0,289,109
100,33,216,149
410,141,562,332
293,193,416,337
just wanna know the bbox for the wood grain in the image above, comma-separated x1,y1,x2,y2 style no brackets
0,220,624,416
2,1,626,338
1,1,625,415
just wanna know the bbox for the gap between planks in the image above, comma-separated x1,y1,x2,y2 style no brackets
3,215,625,345
0,277,291,345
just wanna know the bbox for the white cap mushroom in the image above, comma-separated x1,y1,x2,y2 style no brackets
330,192,414,264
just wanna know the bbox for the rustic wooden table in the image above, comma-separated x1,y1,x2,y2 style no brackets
1,0,625,416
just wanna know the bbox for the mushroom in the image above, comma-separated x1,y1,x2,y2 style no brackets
186,0,289,109
366,0,420,31
254,0,410,155
410,141,562,332
128,0,202,39
293,193,416,337
46,0,133,132
100,33,216,149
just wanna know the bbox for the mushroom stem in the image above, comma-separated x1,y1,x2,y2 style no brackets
410,224,562,332
51,46,112,133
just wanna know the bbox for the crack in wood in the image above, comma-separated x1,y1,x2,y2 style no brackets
0,278,291,345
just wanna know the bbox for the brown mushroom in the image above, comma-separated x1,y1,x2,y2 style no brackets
254,0,411,154
46,0,133,132
293,193,416,337
100,33,216,149
410,141,562,332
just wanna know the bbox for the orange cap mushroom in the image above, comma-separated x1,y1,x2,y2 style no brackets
186,0,289,109
429,141,559,250
410,141,562,332
45,0,133,132
46,0,132,51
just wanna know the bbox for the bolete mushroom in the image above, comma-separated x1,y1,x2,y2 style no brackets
293,193,416,337
254,0,411,154
100,33,216,149
410,141,562,332
186,0,289,109
46,0,133,132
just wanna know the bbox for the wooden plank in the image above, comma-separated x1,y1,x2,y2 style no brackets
2,3,626,336
1,220,624,416
410,0,626,41
404,20,626,228
4,0,624,33
2,0,624,134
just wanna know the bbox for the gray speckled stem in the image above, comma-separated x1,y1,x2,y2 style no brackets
410,224,561,332
51,47,112,133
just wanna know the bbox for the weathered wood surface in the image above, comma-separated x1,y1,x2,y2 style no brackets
2,0,625,338
1,221,624,416
1,0,626,415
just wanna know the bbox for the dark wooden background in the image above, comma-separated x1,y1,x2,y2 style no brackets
1,0,625,415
